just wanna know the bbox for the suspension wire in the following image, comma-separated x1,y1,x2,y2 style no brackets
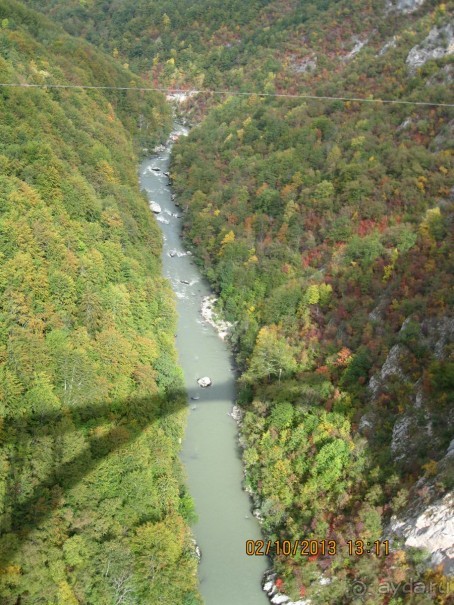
0,81,452,107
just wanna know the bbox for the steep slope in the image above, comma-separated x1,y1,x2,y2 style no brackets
167,1,453,603
14,0,453,603
20,0,351,91
0,2,200,604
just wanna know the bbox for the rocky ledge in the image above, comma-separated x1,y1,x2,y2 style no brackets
200,295,233,340
262,571,310,605
388,440,454,575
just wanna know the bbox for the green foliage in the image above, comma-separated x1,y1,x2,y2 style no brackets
0,3,198,604
157,1,452,600
269,402,293,430
5,0,454,602
243,326,297,382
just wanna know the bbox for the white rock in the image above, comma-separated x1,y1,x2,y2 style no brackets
150,201,161,213
201,295,233,341
380,344,404,380
290,54,317,74
343,37,368,61
385,0,426,14
271,595,290,604
166,91,196,104
397,117,412,131
197,377,212,388
358,414,374,432
230,405,243,423
447,439,454,457
390,492,454,573
379,35,398,56
406,24,454,75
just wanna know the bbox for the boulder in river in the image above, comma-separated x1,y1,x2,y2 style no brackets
152,166,161,171
169,249,177,257
197,377,212,388
180,279,190,284
150,201,161,213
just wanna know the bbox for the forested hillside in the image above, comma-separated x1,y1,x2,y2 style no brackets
168,3,454,602
5,0,454,603
0,2,200,604
169,1,454,602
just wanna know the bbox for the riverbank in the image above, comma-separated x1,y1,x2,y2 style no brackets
200,295,234,341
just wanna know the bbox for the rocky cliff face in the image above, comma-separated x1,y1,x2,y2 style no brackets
389,442,454,574
385,0,426,14
362,314,454,572
406,23,454,74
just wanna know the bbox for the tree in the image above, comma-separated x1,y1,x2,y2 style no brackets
243,326,297,382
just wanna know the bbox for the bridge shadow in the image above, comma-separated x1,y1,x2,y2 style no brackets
0,380,231,568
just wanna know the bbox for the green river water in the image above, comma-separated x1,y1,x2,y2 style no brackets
140,124,269,605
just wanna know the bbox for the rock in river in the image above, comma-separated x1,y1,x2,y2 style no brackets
150,201,161,214
197,377,212,388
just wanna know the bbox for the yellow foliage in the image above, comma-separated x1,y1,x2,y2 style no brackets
97,160,118,184
306,284,320,305
106,102,115,122
221,230,235,247
383,248,398,282
57,581,79,605
351,135,365,148
422,459,438,477
0,565,21,576
162,13,171,29
417,175,428,192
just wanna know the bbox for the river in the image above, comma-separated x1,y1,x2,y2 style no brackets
139,124,269,605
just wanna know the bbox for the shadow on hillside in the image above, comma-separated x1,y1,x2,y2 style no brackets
0,381,230,567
